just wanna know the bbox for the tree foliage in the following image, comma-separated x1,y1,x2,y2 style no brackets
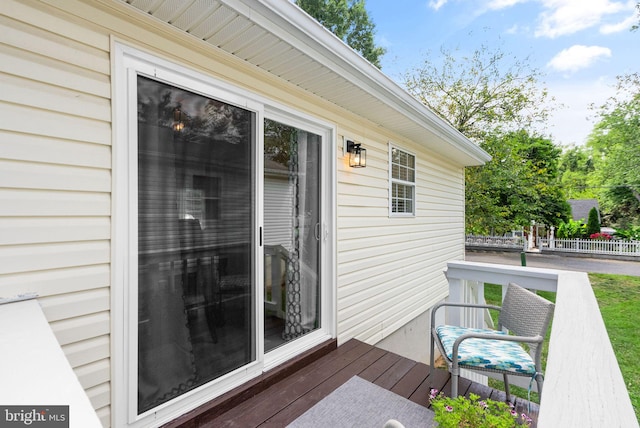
403,42,553,142
403,43,566,233
587,72,640,227
558,145,596,199
556,218,587,239
586,207,601,236
466,131,570,234
295,0,386,68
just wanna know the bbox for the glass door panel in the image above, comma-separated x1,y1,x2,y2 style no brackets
263,119,321,353
136,76,255,414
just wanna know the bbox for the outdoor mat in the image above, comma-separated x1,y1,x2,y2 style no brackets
287,376,435,428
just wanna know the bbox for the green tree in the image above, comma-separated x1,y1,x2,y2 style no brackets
586,207,601,236
403,42,565,233
403,42,554,142
558,145,597,199
296,0,386,68
556,218,586,239
466,131,570,234
588,73,640,227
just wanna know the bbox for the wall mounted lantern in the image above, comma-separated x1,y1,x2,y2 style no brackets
173,107,186,132
345,139,366,168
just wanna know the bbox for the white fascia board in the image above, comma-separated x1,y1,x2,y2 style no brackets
223,0,490,165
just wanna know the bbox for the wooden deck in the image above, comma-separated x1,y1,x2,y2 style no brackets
167,338,539,427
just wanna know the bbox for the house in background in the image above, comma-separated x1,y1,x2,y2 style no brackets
567,198,601,224
0,0,489,426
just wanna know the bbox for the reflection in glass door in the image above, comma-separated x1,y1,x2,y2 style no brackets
263,119,321,352
136,76,255,414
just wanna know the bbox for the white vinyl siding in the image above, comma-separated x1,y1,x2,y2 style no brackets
0,1,112,426
337,137,464,345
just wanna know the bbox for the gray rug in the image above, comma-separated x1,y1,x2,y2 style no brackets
287,376,435,428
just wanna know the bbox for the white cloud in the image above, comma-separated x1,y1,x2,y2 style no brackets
535,0,632,38
505,24,520,34
486,0,530,10
600,13,638,33
428,0,449,11
547,45,612,73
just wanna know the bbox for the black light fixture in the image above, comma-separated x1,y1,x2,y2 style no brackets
346,139,366,168
173,107,186,132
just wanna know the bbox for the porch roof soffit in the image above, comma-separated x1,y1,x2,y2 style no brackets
117,0,490,166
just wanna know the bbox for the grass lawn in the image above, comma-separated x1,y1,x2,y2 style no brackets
589,273,640,421
484,274,640,421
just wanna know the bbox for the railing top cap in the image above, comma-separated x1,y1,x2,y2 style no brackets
446,260,562,278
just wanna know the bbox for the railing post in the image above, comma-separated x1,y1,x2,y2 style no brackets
476,282,485,328
447,276,464,327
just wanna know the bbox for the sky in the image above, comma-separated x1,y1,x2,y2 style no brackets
364,0,639,147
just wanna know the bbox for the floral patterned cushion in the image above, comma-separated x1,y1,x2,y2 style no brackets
435,325,536,375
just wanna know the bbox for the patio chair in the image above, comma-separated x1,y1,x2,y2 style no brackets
429,282,554,399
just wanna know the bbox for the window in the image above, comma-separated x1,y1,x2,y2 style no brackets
390,145,416,216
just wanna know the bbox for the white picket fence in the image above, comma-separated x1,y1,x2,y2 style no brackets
466,234,640,257
538,237,640,256
465,234,526,249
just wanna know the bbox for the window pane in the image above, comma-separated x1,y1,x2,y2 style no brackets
391,149,415,184
137,76,255,414
392,164,399,179
391,183,415,214
400,152,408,167
400,166,408,182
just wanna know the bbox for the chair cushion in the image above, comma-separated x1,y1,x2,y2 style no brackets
435,325,536,375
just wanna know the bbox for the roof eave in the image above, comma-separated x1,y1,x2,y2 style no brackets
226,0,490,166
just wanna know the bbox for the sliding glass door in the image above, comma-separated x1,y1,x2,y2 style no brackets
115,45,334,426
263,119,321,353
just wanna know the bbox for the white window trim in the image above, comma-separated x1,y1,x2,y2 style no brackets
388,142,417,217
112,41,336,428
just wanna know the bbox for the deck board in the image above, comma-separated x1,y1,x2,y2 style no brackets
373,357,416,389
169,339,540,427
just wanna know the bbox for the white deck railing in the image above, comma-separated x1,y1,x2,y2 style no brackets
444,260,638,427
538,237,640,256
